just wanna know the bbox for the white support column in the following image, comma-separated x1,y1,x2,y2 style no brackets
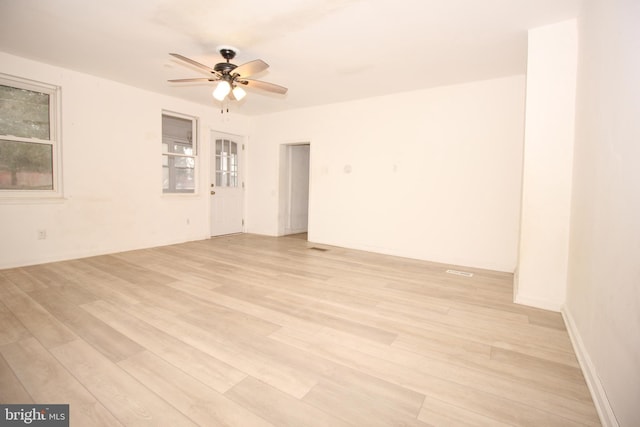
515,19,578,311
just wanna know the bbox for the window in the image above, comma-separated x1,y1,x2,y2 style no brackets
162,112,197,193
0,74,61,196
215,138,239,187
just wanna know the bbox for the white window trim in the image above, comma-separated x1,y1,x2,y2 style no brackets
161,110,199,196
0,73,63,201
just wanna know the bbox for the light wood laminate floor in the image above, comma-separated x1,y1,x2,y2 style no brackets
0,234,599,426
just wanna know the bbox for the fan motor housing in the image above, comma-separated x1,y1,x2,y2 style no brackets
214,62,237,74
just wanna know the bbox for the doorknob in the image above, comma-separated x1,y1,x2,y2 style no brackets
210,191,215,195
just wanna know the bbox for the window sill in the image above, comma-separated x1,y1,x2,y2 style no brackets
161,192,200,198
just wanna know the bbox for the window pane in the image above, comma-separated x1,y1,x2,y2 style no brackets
0,85,50,140
231,141,237,155
165,141,193,155
175,165,195,191
174,156,194,168
0,139,53,190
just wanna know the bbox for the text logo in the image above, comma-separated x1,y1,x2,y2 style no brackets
0,405,68,427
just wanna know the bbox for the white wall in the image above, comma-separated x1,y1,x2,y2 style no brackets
248,76,526,272
0,52,250,268
515,20,578,311
565,0,640,425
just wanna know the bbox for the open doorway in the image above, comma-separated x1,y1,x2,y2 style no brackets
278,143,310,237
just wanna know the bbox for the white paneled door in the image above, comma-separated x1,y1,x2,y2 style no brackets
210,132,244,236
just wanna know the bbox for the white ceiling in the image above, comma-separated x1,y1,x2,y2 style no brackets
0,0,582,115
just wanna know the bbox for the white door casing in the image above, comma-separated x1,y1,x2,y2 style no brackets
278,143,310,236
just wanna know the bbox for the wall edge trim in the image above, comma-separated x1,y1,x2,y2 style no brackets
514,293,563,312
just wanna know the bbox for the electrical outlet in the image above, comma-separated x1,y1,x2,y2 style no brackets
37,229,47,240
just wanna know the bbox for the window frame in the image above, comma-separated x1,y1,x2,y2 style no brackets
0,73,62,200
162,111,198,195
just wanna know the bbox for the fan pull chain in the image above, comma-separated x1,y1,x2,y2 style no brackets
220,99,230,114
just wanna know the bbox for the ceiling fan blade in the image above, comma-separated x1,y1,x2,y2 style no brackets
232,59,269,78
241,79,288,95
169,53,219,75
168,78,218,83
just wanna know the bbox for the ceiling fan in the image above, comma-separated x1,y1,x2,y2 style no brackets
168,47,288,103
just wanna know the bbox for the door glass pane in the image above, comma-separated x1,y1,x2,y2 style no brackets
214,138,239,188
230,154,237,172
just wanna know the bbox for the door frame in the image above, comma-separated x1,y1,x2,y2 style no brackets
278,142,311,236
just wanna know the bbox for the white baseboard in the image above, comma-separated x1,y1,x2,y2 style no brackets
562,307,619,427
0,234,211,270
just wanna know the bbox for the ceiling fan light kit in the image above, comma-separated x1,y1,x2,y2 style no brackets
169,46,287,112
212,80,231,101
232,86,246,101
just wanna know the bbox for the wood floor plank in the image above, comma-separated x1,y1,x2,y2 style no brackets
84,255,176,286
318,363,426,419
1,268,49,293
0,282,77,349
303,364,429,427
111,301,320,399
0,353,33,403
119,351,275,427
225,377,352,427
28,289,145,363
296,327,598,423
81,300,248,393
222,288,398,345
418,394,513,427
50,339,197,426
0,301,30,346
165,280,325,343
0,338,121,426
270,326,592,426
